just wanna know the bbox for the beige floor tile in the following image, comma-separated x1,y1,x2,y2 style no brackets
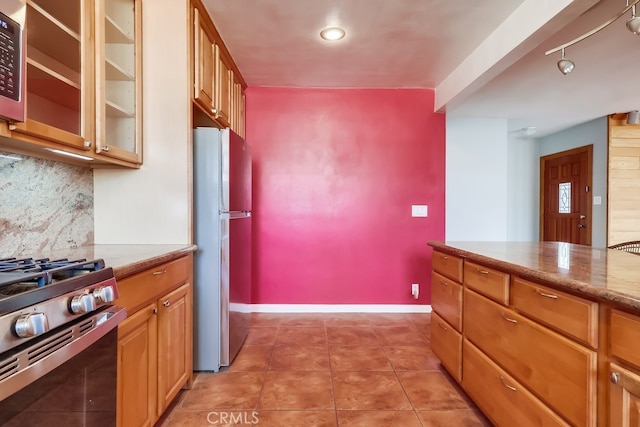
180,372,264,410
259,371,334,410
244,327,278,345
383,345,440,371
323,313,372,327
398,371,470,410
374,325,429,346
329,346,393,371
337,410,423,426
326,326,380,346
367,313,414,326
416,409,491,426
254,410,337,426
228,345,273,372
250,313,283,327
279,313,327,327
332,371,412,410
275,327,327,346
269,345,330,371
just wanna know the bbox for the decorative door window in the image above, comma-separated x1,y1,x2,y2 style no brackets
559,182,571,213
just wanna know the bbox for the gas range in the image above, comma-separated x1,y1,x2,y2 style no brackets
0,254,126,421
0,257,120,353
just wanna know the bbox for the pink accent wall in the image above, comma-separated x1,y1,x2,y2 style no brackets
246,88,445,305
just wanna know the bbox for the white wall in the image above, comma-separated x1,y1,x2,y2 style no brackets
507,134,538,241
446,117,509,240
538,117,608,248
93,0,191,244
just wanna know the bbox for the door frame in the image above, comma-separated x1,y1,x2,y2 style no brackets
539,144,593,245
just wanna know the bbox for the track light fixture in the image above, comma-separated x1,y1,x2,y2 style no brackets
627,4,640,34
546,0,640,74
557,48,575,75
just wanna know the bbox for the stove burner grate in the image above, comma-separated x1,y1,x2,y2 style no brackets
0,258,106,291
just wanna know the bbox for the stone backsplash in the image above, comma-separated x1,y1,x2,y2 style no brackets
0,151,94,256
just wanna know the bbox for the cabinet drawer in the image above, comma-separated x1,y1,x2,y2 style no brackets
431,311,462,383
610,309,640,369
432,251,463,283
511,277,598,349
464,261,509,305
431,272,462,331
464,289,596,427
463,339,569,427
116,256,191,312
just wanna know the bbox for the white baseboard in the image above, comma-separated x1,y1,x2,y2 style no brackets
250,304,432,314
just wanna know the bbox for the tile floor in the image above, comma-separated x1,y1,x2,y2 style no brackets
159,313,491,426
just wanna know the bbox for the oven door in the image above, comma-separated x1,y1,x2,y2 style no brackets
0,306,126,426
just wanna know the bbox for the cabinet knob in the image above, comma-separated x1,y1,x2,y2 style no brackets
610,372,621,384
102,145,110,152
163,300,171,307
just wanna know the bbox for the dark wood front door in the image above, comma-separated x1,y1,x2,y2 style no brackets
540,145,593,245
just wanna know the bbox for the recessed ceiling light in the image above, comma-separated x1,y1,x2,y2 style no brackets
320,27,345,41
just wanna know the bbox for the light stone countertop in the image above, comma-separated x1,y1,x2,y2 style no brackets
27,244,197,279
428,241,640,312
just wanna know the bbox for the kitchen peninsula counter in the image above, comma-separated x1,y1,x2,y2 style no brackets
37,244,197,279
428,241,640,426
428,241,640,312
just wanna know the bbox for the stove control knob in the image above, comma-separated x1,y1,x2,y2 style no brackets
70,294,96,314
93,286,115,304
14,313,49,338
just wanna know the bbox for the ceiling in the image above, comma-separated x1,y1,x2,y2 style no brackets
203,0,640,137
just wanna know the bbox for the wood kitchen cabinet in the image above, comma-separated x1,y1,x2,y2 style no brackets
157,282,192,415
0,0,142,167
429,251,597,426
191,0,246,136
430,251,463,382
9,0,93,152
609,309,640,425
117,303,157,427
94,0,143,165
115,255,193,427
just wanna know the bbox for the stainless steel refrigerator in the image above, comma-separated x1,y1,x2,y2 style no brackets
193,127,252,372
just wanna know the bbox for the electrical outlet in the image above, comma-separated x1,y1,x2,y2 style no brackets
411,283,419,299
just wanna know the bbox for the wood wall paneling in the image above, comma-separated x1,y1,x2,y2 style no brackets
607,116,640,245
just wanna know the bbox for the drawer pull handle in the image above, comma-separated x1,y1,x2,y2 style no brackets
440,255,448,260
153,269,167,276
440,280,449,287
610,372,621,384
478,270,489,275
500,376,517,392
535,289,558,299
438,322,448,331
501,313,518,324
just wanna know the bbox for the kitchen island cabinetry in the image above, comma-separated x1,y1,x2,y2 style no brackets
115,254,193,427
609,309,640,426
430,250,463,381
191,0,246,137
428,241,640,426
0,0,142,168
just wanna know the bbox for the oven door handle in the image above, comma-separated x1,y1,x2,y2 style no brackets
0,305,126,402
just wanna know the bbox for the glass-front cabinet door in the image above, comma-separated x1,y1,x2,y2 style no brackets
95,0,142,165
14,0,92,151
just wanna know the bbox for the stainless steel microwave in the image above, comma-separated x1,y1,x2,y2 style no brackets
0,2,25,123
